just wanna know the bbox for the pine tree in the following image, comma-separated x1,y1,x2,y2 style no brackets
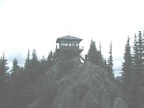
98,42,104,67
31,49,38,68
122,36,132,93
107,42,113,75
88,40,97,65
0,52,9,80
129,31,144,108
0,52,9,107
47,50,55,69
40,56,48,72
11,58,19,74
104,59,107,70
131,31,144,85
30,49,39,82
24,49,31,70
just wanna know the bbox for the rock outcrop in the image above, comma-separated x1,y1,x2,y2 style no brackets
27,57,127,108
112,97,128,108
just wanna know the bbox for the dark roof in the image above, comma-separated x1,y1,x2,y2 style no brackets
56,35,83,43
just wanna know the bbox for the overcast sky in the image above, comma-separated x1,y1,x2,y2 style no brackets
1,0,144,75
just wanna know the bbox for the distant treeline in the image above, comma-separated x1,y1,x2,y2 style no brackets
121,31,144,108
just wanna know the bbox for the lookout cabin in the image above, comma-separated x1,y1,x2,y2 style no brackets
56,35,84,61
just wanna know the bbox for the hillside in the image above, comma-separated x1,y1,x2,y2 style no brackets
26,57,127,108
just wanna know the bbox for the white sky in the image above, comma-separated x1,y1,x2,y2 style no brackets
1,0,144,73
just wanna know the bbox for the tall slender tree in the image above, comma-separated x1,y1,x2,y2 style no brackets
24,49,31,70
0,52,9,108
0,52,9,79
31,49,38,68
107,42,113,75
30,49,39,82
122,36,132,93
98,42,104,67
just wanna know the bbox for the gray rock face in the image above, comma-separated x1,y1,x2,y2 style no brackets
112,97,128,108
27,59,127,108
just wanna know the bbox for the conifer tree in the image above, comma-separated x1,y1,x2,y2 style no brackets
122,36,132,93
11,58,19,74
30,49,39,82
129,31,144,108
39,56,48,72
0,52,9,107
131,31,144,85
88,40,104,66
98,42,104,67
31,49,38,67
107,42,113,75
47,50,55,69
24,49,31,70
104,59,107,70
88,40,98,65
0,52,9,80
23,50,32,84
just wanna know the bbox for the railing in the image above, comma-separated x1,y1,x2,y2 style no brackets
80,46,84,50
56,45,84,50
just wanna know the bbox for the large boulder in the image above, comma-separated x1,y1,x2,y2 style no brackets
112,97,128,108
27,58,127,108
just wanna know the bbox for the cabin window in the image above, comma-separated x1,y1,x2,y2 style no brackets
76,41,78,47
68,41,71,46
72,41,78,47
61,40,64,46
65,40,68,46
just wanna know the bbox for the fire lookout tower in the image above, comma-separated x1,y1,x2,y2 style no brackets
56,35,84,61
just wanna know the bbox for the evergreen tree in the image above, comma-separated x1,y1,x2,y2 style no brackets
24,49,31,70
88,40,97,65
122,36,132,93
0,52,9,108
0,52,9,80
129,31,144,108
23,50,31,84
131,32,144,85
107,42,113,75
11,58,19,74
104,59,107,70
40,56,48,72
46,50,54,68
88,40,104,66
98,42,104,67
31,49,38,68
30,49,39,82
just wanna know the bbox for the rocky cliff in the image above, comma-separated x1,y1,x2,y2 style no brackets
27,57,128,108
